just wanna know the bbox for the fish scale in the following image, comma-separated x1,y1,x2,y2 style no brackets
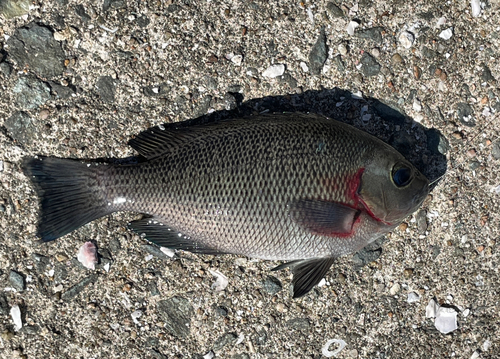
23,112,429,297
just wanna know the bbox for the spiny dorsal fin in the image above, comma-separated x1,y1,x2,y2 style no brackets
128,124,196,160
128,113,327,160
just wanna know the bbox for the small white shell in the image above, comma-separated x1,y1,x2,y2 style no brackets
10,305,22,331
435,307,458,334
209,269,228,292
77,241,98,270
322,339,346,357
262,64,285,78
346,21,359,36
471,0,481,17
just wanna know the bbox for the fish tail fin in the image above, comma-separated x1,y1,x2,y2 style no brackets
22,156,112,242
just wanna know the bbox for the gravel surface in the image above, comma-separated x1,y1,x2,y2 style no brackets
1,1,499,358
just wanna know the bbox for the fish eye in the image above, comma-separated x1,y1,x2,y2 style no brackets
392,165,413,187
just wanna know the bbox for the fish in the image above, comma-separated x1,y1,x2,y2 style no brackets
22,113,429,298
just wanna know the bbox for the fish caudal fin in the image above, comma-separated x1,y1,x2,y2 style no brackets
22,156,111,242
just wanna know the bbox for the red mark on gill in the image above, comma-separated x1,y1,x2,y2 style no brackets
347,168,365,206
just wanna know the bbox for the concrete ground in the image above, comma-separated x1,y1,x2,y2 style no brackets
0,0,499,358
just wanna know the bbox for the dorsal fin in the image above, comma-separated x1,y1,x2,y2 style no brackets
128,113,328,160
128,124,196,160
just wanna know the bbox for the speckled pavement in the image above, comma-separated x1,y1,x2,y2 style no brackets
0,1,499,358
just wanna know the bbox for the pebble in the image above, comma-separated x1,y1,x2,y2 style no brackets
398,31,414,49
96,76,116,103
352,244,382,267
213,332,237,351
39,109,50,120
391,53,404,65
309,29,327,75
207,54,218,63
0,0,30,19
262,64,285,78
403,268,414,279
334,55,345,72
371,47,380,58
413,65,422,79
7,23,66,78
299,61,309,73
437,17,447,26
0,297,7,318
491,140,500,159
61,274,98,301
9,270,26,291
425,298,439,318
416,210,428,233
157,296,194,338
353,73,363,85
467,148,476,157
261,275,282,295
356,27,383,44
338,43,348,56
360,53,380,77
480,64,495,83
286,318,310,330
0,62,12,76
13,77,51,110
326,2,344,18
214,305,228,317
389,283,401,295
456,103,475,126
223,93,238,111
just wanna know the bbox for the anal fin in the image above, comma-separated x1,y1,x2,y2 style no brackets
272,257,335,298
128,217,221,255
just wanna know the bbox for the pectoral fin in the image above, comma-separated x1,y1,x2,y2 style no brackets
272,257,335,298
128,217,221,255
290,199,360,236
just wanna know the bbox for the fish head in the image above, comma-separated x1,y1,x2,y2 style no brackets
358,148,430,224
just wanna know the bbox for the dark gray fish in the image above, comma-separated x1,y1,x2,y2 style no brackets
22,113,429,297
